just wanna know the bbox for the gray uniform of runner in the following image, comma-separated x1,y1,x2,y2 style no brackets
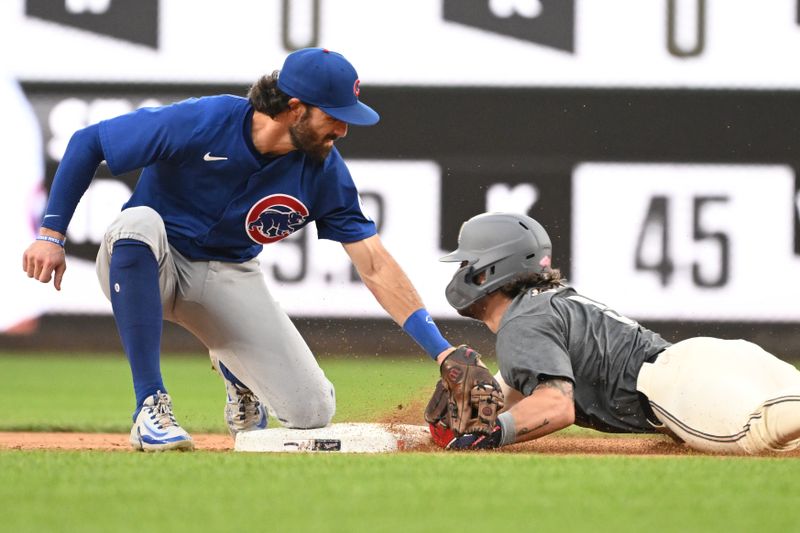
496,285,671,434
442,212,800,453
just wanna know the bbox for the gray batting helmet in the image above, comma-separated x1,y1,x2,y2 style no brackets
440,212,552,311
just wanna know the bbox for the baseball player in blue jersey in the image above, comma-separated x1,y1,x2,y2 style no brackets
23,48,456,451
428,212,800,454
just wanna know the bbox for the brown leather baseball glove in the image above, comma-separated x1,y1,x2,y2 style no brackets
425,345,504,442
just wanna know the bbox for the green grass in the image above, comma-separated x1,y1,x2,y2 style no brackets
0,352,440,432
2,352,800,533
1,451,798,533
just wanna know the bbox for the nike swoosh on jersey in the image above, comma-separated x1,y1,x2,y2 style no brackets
43,214,60,219
203,152,228,161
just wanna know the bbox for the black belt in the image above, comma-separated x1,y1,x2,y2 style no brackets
638,349,664,426
644,349,663,365
638,392,661,426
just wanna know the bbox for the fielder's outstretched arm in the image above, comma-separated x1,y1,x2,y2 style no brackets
343,235,453,362
499,377,576,444
343,235,421,320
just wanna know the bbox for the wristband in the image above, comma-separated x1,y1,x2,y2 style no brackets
497,411,516,446
37,235,66,247
402,308,451,360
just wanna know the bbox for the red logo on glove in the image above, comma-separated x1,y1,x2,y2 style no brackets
446,367,464,384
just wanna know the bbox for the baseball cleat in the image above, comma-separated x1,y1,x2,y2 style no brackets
224,387,268,436
129,391,194,452
212,359,268,436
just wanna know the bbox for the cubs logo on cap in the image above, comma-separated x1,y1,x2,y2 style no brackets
277,48,379,126
245,194,309,244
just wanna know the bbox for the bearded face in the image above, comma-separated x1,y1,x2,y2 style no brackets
289,106,344,163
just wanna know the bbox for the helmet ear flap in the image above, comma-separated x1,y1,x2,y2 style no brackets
445,264,485,310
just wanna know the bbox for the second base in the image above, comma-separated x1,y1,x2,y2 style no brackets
234,423,429,453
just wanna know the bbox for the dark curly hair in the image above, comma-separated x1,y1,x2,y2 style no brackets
497,269,565,298
247,70,292,118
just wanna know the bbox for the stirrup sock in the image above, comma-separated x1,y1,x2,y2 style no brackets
110,238,165,417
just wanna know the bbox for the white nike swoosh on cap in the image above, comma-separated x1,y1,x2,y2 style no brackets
203,152,228,161
43,214,60,219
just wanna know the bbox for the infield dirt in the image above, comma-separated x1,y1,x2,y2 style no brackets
3,431,800,456
3,396,798,456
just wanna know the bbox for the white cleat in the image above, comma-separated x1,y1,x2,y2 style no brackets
129,391,194,452
224,387,268,436
212,359,268,436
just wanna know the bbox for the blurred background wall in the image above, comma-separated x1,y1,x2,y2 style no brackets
2,0,800,358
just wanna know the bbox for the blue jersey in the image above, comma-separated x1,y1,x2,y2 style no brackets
98,95,376,262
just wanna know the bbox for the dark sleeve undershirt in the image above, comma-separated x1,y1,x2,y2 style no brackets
41,123,105,234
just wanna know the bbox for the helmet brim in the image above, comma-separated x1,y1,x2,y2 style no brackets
440,249,474,263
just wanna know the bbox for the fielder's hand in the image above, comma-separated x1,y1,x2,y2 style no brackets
434,345,504,435
23,231,67,290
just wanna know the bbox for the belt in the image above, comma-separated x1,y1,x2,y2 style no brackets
638,349,664,426
638,392,662,426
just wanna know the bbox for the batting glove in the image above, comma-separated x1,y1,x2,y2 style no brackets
446,425,503,450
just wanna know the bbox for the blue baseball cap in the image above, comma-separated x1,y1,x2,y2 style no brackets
277,48,380,126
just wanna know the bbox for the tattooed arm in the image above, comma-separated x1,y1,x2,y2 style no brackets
503,377,576,444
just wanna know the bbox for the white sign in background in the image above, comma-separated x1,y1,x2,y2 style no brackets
2,0,800,88
572,163,798,321
6,1,800,325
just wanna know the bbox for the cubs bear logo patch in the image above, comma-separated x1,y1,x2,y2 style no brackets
245,194,309,244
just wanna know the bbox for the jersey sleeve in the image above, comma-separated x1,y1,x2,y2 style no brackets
497,315,575,397
98,98,200,175
313,154,377,242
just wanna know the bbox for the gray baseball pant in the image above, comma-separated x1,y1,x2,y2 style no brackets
96,206,336,428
